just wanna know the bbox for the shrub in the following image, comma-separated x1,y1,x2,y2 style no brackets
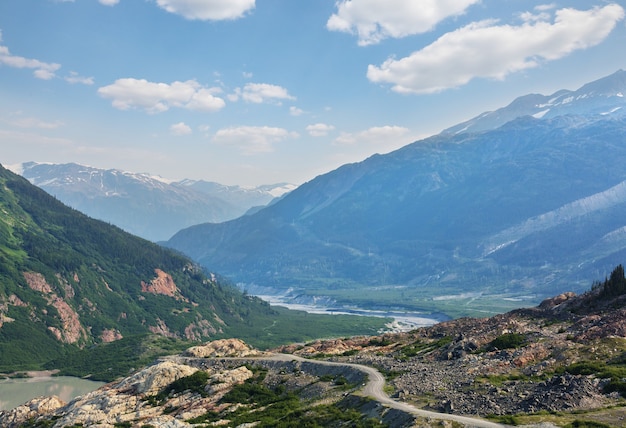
566,421,611,428
488,333,526,350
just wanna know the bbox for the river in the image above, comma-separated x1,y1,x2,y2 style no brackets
255,292,446,331
0,375,104,411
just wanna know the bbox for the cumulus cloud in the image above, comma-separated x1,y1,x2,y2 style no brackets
99,0,120,5
230,83,295,104
155,0,255,21
367,4,625,94
306,123,335,137
65,71,94,85
289,106,304,116
335,125,409,145
327,0,480,46
213,126,297,154
170,122,192,136
0,32,61,80
98,78,225,113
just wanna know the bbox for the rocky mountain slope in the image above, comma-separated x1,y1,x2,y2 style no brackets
9,162,294,242
166,70,626,317
3,271,625,427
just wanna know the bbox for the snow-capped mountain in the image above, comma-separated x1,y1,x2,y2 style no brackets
443,69,626,135
9,162,294,242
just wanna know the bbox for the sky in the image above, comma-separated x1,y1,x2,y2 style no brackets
1,0,625,187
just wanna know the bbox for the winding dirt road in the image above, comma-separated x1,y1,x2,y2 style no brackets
267,353,506,428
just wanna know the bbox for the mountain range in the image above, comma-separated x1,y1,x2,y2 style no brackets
8,162,295,242
165,70,626,317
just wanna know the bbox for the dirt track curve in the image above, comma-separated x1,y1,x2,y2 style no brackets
266,353,507,428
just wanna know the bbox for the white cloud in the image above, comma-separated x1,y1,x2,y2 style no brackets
11,117,64,129
306,123,335,137
367,4,625,94
213,126,297,154
155,0,255,21
327,0,480,46
98,78,225,113
65,71,94,85
289,106,304,116
99,0,120,5
0,33,61,80
335,125,409,145
230,83,295,104
170,122,192,136
519,4,557,23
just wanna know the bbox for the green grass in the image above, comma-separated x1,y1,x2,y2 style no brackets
556,357,626,397
181,371,388,428
43,335,194,382
230,305,390,350
398,336,453,360
487,333,526,351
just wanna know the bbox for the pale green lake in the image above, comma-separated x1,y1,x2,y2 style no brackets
0,376,105,411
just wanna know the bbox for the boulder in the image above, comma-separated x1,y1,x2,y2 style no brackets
0,395,66,428
183,338,260,358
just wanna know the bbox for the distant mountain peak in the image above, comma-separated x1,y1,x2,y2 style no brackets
443,69,626,135
13,162,295,242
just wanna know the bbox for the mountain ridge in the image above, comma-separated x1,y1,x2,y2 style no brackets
8,162,295,242
442,69,626,134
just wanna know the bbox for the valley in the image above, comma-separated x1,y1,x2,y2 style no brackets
2,70,626,426
3,1,626,426
165,71,626,320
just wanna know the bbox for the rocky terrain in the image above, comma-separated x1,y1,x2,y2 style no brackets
278,288,626,426
2,280,626,427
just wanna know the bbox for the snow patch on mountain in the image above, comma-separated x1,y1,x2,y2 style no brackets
443,69,626,135
481,180,626,257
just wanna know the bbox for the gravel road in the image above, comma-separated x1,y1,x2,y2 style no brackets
268,353,507,428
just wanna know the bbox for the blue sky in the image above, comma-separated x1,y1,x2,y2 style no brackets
1,0,625,186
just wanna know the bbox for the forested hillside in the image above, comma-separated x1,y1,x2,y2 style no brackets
0,164,385,377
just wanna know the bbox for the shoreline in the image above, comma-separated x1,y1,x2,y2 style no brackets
1,369,60,380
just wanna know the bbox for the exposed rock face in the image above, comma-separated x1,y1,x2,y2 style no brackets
0,396,66,428
100,328,123,342
148,318,176,338
24,272,54,294
538,292,577,309
115,360,199,396
22,271,88,344
183,338,262,358
47,296,86,344
141,268,187,301
205,366,253,395
183,319,217,341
